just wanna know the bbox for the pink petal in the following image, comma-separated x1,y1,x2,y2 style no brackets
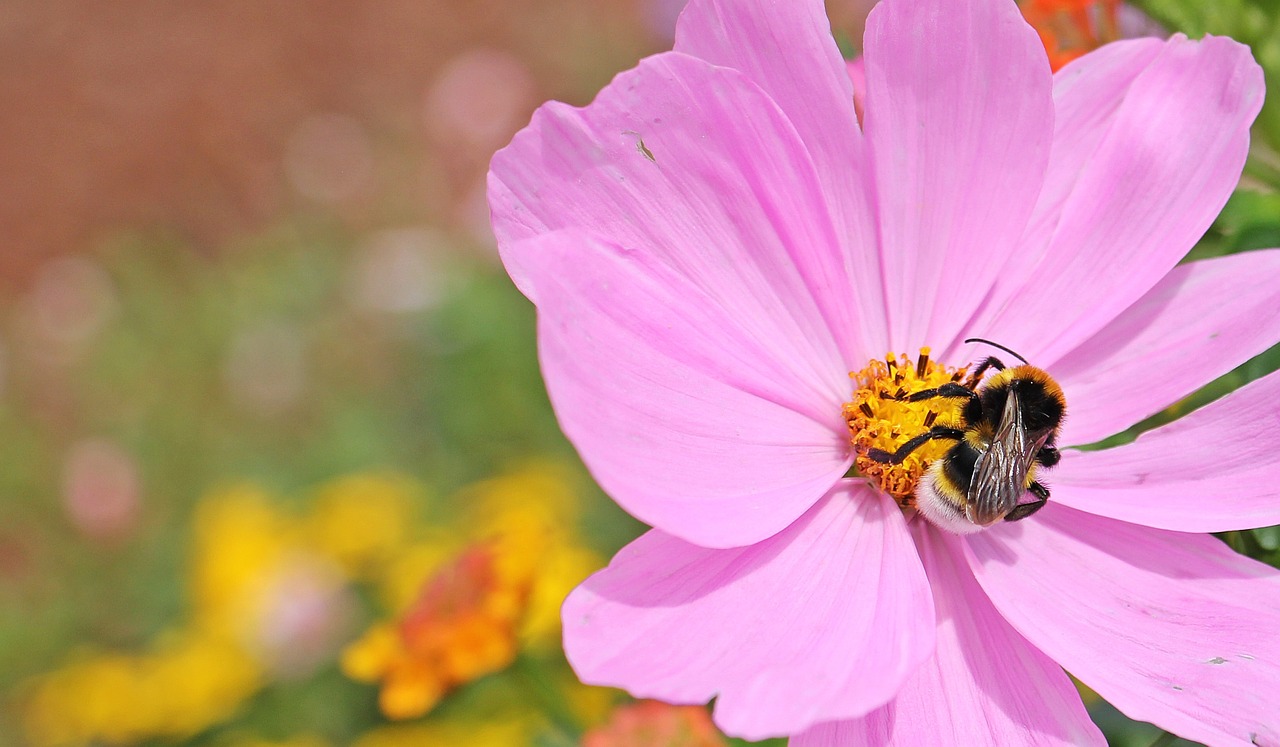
847,57,867,127
489,52,868,373
1053,249,1280,447
967,504,1280,746
793,525,1103,746
562,484,935,740
674,0,885,357
511,230,850,549
1052,367,1280,532
986,39,1163,313
862,0,1053,352
974,34,1263,364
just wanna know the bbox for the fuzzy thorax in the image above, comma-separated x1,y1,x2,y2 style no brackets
843,349,968,506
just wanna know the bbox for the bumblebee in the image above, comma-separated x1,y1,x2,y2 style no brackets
868,338,1066,534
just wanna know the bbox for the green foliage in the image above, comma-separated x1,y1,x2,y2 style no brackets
1133,0,1280,155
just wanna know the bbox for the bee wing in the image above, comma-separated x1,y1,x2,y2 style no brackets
968,388,1038,525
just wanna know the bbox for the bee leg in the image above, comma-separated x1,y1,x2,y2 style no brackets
1004,482,1049,522
866,426,965,464
1036,445,1060,468
965,356,1006,389
901,382,980,408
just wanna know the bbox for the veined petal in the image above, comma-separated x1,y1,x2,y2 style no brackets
489,52,859,376
1054,249,1280,447
976,34,1263,364
512,231,850,549
563,484,935,740
967,504,1280,747
862,0,1053,353
792,526,1102,747
675,0,885,358
980,38,1163,320
1053,368,1280,532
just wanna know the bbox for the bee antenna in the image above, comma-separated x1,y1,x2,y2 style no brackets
964,337,1029,365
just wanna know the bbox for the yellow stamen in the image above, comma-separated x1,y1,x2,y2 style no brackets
844,348,968,506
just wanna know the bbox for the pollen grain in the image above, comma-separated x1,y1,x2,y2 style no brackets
844,349,967,506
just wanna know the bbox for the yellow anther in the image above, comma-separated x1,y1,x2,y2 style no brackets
844,348,968,506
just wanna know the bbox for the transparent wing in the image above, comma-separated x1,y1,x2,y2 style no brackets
969,388,1038,525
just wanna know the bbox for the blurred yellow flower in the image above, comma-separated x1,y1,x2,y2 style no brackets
518,541,600,650
189,483,354,677
461,460,582,536
22,631,261,747
304,472,418,577
190,483,295,638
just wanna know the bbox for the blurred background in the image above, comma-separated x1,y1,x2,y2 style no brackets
1,1,1279,746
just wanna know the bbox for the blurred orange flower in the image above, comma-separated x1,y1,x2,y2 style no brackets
342,461,602,721
1019,0,1121,70
342,544,530,719
582,701,727,747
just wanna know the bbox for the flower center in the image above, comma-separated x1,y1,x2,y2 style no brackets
843,349,969,507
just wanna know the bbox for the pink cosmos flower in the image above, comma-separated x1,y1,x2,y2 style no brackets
488,0,1280,743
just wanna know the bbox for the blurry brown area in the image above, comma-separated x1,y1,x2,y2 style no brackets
0,0,655,290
